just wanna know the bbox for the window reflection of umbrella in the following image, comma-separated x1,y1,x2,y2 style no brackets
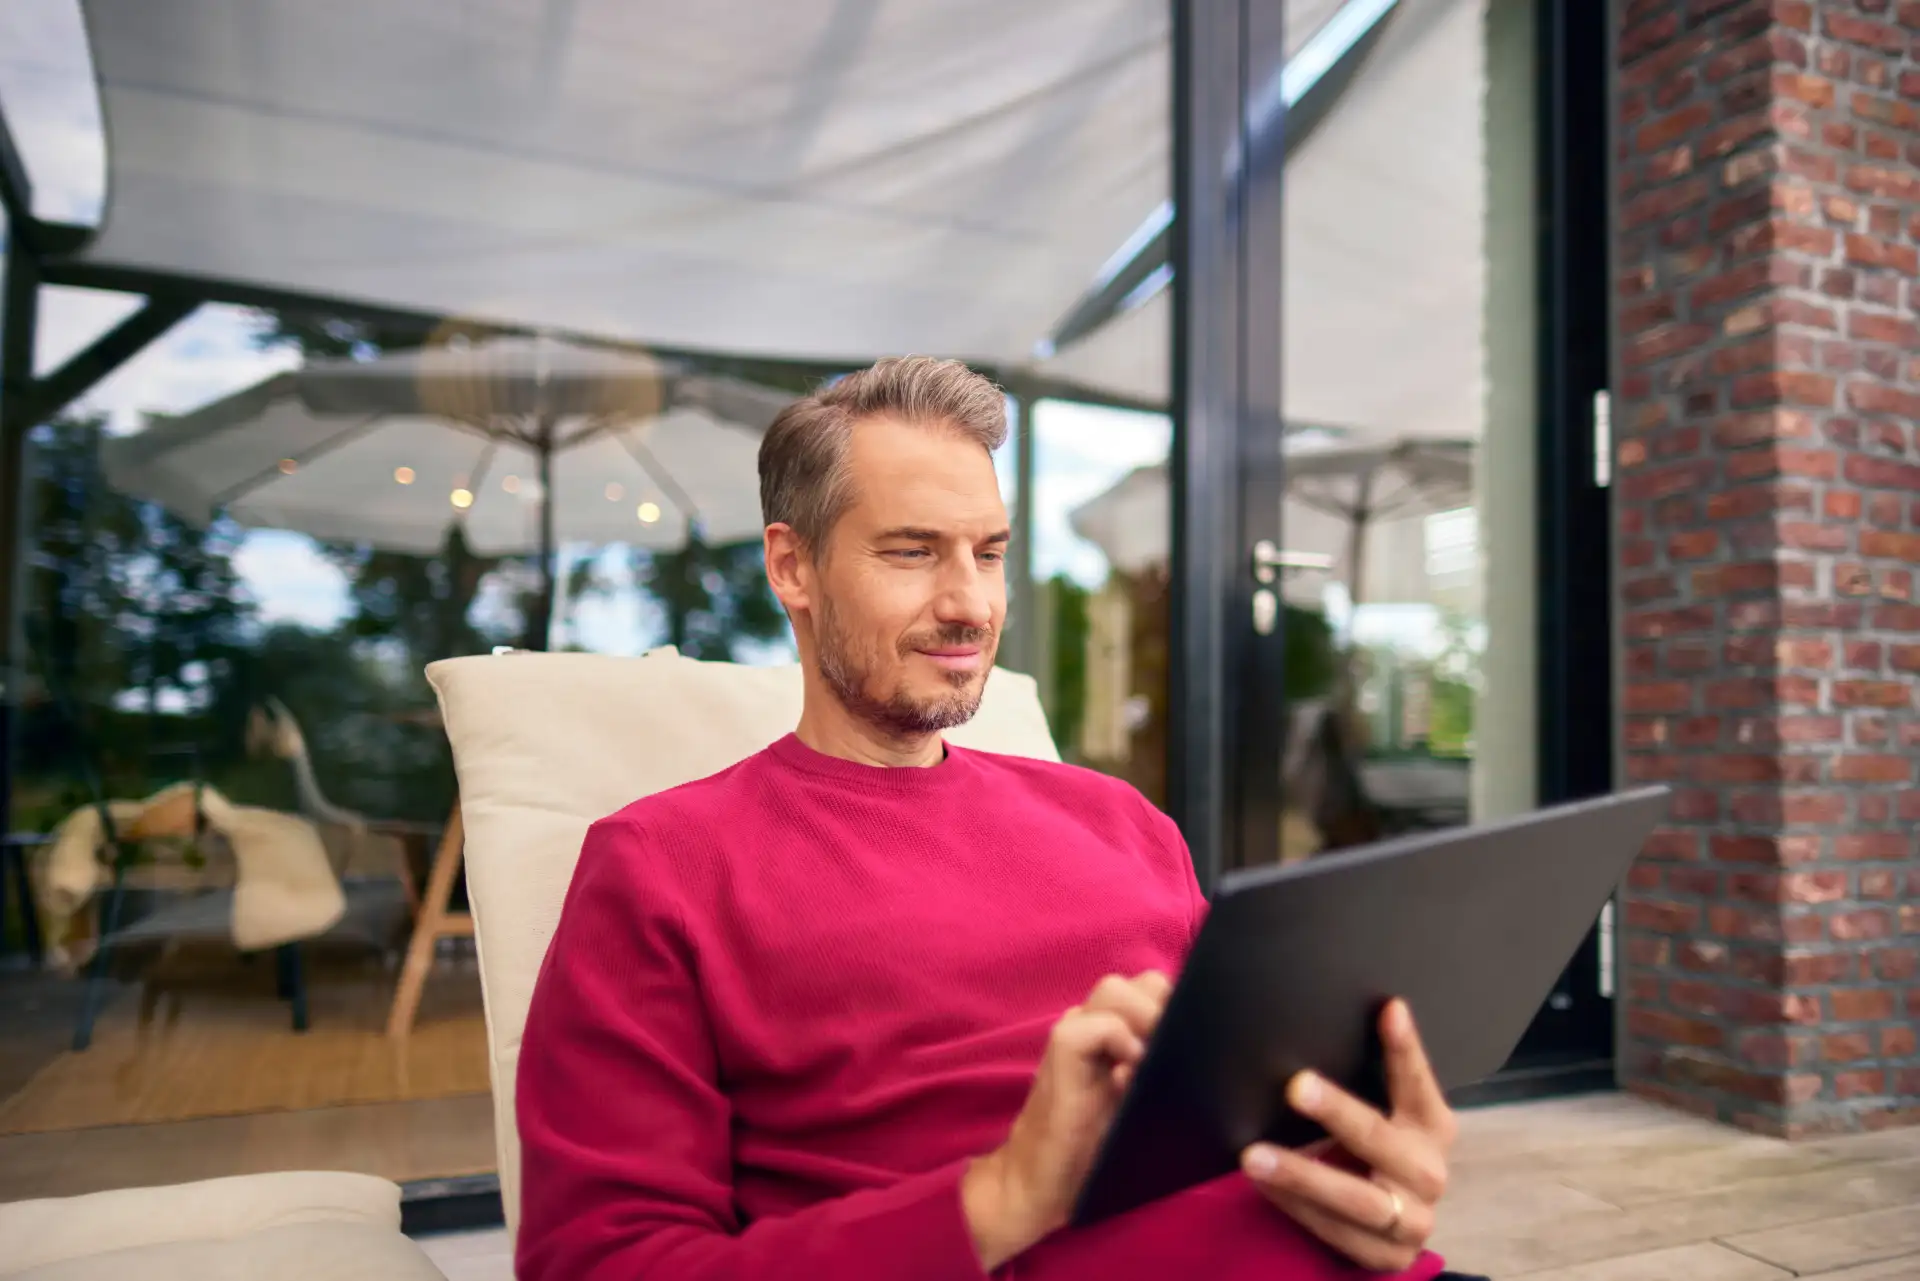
103,336,794,648
1283,437,1474,606
1068,434,1474,607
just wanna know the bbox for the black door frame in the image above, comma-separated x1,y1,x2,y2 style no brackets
1166,0,1289,894
1505,0,1616,1079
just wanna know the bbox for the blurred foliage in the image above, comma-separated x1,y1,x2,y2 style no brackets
1426,609,1479,758
319,525,517,690
1042,575,1090,754
16,412,460,828
633,535,788,661
1283,604,1337,702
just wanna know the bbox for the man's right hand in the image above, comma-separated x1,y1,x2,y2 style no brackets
961,971,1172,1270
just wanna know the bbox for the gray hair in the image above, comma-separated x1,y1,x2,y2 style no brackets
758,356,1008,551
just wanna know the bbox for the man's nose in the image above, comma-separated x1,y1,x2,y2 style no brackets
934,561,995,630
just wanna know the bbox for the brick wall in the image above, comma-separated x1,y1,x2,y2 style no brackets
1613,0,1920,1137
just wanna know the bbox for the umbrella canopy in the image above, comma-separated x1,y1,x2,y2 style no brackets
1287,437,1472,523
1288,437,1471,606
104,337,788,556
103,336,795,646
1069,435,1474,607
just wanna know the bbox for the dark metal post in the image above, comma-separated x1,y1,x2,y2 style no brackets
1168,0,1288,892
1515,0,1614,1065
1537,0,1613,809
1007,391,1037,680
0,232,41,847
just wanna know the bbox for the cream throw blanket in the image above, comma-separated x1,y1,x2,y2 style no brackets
36,784,346,963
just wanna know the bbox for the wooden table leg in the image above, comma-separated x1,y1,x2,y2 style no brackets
386,802,471,1039
393,830,426,917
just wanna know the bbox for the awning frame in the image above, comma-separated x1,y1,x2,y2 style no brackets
1040,0,1400,357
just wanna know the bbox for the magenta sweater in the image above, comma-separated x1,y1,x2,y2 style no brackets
516,734,1445,1281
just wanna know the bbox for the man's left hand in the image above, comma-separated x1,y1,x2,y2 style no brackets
1239,999,1457,1273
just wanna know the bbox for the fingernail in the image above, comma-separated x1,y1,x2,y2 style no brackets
1388,999,1411,1040
1291,1072,1322,1112
1244,1145,1279,1178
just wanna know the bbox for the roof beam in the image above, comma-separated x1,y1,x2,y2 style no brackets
28,295,200,423
1038,0,1401,358
39,254,451,336
41,252,1167,416
0,89,35,229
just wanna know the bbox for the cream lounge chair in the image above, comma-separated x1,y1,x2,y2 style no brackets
426,645,1060,1241
0,646,1057,1277
0,1172,444,1281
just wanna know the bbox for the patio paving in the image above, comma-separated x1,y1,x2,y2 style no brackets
1433,1092,1920,1278
419,1092,1920,1279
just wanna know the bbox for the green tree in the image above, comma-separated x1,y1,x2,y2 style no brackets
23,415,143,712
1427,609,1479,758
1044,574,1091,753
130,504,251,725
630,534,788,660
209,622,456,820
1283,605,1337,701
10,414,256,840
22,414,251,763
321,524,515,689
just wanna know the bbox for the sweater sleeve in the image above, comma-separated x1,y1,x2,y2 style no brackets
1129,790,1210,943
515,817,992,1281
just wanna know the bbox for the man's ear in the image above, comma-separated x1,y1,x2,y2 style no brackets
764,523,811,616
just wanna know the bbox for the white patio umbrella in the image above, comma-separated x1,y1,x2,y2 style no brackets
103,335,796,646
1069,434,1474,607
1286,436,1473,606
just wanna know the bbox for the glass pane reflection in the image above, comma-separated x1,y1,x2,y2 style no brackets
0,12,1171,1206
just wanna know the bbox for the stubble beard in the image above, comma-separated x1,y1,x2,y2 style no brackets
813,596,994,739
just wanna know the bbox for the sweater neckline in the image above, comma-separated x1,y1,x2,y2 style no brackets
767,732,970,791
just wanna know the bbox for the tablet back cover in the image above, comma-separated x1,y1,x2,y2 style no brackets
1070,786,1668,1227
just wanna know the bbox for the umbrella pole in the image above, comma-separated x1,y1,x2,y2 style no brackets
1337,468,1376,750
1345,467,1375,610
528,418,557,651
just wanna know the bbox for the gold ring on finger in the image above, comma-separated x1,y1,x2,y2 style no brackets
1380,1186,1405,1239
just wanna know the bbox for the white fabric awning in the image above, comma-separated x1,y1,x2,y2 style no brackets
1039,0,1485,432
72,0,1169,370
61,0,1481,423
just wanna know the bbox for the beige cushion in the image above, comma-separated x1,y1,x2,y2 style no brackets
426,647,1060,1240
7,1222,445,1281
0,1172,405,1277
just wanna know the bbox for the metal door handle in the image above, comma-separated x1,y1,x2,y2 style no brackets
1251,540,1334,584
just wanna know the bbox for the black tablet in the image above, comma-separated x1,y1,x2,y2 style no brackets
1070,786,1669,1227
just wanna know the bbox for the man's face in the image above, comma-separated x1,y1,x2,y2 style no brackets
805,416,1009,737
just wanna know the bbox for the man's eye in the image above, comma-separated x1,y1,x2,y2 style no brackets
979,550,1005,565
887,548,930,561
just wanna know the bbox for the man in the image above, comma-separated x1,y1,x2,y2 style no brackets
517,358,1470,1280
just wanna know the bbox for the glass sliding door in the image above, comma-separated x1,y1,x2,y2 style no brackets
1269,0,1490,866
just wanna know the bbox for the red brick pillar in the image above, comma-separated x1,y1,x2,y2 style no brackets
1614,0,1920,1137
